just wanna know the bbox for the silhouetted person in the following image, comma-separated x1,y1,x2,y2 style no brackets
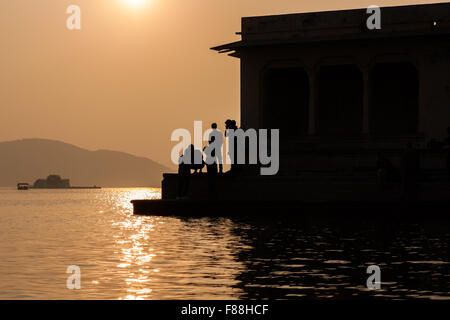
204,141,218,199
225,119,242,175
177,152,191,199
184,144,204,174
401,143,421,201
208,123,223,174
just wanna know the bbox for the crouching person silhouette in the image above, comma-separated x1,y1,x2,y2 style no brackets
183,144,204,174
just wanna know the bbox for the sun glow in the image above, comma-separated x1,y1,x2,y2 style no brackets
124,0,148,8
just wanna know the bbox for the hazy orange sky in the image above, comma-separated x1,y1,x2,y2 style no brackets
0,0,443,166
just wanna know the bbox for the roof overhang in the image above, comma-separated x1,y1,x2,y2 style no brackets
210,2,450,58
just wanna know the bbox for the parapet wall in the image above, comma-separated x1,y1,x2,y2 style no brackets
241,3,450,42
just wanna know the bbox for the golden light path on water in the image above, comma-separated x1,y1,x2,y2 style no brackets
102,189,246,300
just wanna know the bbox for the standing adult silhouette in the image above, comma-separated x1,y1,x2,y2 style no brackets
225,119,240,174
208,123,223,174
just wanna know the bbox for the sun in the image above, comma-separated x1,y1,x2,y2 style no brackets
124,0,147,8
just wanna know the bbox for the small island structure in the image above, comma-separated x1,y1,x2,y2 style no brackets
33,175,71,189
132,3,450,217
18,175,101,190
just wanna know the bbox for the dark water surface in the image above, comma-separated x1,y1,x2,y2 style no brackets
0,188,448,300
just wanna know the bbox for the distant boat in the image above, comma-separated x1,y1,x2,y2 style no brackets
17,183,30,190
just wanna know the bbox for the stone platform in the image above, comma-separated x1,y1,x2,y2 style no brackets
131,198,450,218
131,170,450,217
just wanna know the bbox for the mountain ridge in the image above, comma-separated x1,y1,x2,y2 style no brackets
0,138,173,187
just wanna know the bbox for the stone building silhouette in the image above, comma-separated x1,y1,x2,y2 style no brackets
211,2,450,173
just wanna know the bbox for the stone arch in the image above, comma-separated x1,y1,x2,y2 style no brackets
261,60,310,137
317,64,364,136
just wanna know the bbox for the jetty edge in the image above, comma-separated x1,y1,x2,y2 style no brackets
131,199,450,218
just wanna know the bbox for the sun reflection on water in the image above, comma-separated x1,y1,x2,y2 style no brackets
105,188,246,300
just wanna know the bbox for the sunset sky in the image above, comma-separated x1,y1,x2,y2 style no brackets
0,0,443,166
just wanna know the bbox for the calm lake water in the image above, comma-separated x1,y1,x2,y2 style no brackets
0,187,448,300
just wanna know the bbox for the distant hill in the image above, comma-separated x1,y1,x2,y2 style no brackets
0,139,173,187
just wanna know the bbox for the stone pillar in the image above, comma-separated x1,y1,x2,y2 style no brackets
308,71,316,135
362,67,370,135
